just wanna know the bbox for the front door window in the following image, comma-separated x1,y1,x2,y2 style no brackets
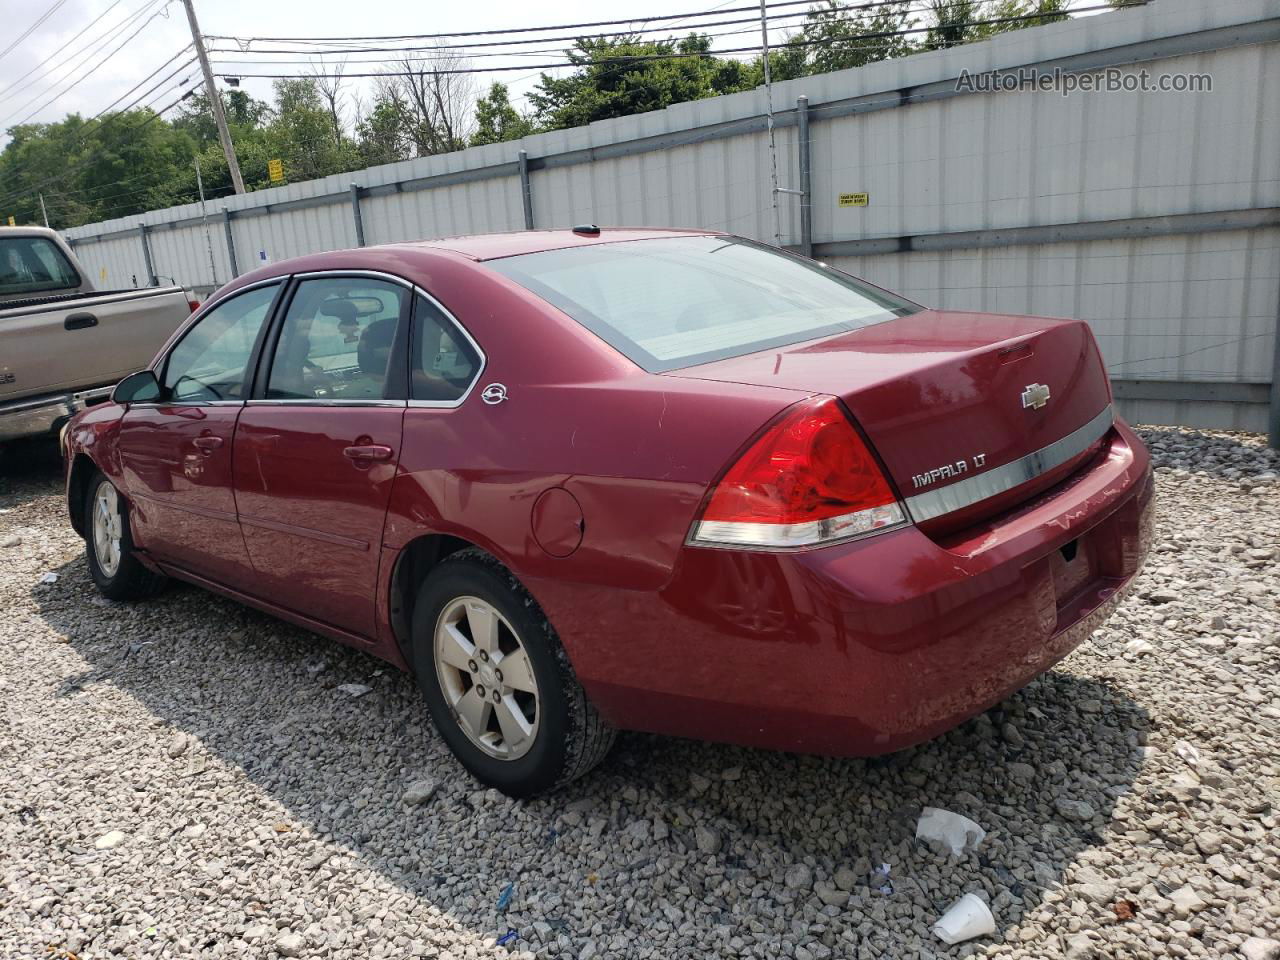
162,284,278,402
266,278,406,401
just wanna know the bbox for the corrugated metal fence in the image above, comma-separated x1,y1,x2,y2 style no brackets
63,0,1280,435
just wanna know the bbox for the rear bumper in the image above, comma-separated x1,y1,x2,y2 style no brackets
0,387,113,442
533,418,1153,755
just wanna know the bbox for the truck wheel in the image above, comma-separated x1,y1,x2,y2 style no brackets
84,473,166,601
410,548,615,797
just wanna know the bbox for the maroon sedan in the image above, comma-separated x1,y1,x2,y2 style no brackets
62,228,1153,796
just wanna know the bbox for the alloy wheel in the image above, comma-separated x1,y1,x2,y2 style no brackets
92,481,123,578
433,595,540,760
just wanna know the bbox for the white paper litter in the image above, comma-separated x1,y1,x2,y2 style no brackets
916,807,986,856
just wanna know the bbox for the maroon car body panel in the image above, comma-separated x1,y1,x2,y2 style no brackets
63,230,1154,758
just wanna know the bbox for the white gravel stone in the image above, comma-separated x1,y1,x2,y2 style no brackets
92,830,125,850
1241,937,1280,960
1,426,1277,959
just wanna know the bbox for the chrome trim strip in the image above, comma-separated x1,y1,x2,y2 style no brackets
244,399,407,407
904,404,1115,524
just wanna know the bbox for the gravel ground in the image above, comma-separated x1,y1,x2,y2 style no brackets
1,426,1278,960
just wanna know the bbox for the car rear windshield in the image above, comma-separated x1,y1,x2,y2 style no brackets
0,235,80,296
487,235,921,372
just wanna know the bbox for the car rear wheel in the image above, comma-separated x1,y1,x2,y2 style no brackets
411,548,615,797
84,473,166,601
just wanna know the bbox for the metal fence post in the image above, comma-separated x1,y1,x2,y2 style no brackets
797,96,813,258
222,208,239,277
1269,295,1280,447
350,183,366,247
138,223,156,286
518,150,535,229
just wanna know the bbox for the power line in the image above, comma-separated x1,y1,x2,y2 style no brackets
2,0,173,128
207,0,922,55
207,3,942,64
0,0,71,65
206,0,856,43
0,0,129,100
213,3,1119,80
1,0,167,124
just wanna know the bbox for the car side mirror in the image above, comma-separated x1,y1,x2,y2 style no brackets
112,370,162,404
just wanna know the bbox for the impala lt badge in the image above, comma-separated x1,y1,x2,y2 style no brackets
481,383,508,405
1021,382,1051,410
912,452,987,490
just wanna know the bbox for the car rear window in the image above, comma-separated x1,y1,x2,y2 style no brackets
0,235,80,296
486,235,920,372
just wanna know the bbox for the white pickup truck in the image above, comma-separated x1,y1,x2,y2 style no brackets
0,226,195,444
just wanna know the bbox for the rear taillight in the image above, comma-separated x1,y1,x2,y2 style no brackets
690,396,906,548
187,298,202,313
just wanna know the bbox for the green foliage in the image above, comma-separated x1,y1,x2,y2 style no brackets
471,83,535,147
779,0,919,76
528,34,758,130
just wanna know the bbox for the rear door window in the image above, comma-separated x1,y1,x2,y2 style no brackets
410,293,483,404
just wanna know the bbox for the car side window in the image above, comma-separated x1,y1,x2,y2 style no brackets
162,283,279,402
411,293,482,403
266,277,407,401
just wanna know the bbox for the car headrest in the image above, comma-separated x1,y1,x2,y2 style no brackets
357,317,396,375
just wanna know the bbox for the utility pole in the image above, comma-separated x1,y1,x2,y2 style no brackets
38,193,49,228
181,0,245,195
759,0,782,248
195,156,219,286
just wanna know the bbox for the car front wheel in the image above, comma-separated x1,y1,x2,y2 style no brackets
84,473,166,601
411,548,615,797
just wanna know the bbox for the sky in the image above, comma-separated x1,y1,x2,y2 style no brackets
0,0,808,144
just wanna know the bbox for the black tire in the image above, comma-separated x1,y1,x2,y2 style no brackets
411,548,615,797
83,472,167,601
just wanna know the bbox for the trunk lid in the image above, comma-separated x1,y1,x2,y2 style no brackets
668,309,1113,528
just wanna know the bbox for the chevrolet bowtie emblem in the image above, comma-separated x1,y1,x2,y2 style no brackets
1021,382,1051,410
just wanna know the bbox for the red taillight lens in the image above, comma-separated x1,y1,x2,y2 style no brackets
691,396,906,548
187,298,202,314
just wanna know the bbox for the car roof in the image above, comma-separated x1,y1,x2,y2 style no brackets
397,227,719,261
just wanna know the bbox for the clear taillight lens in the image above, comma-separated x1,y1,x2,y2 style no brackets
689,396,906,548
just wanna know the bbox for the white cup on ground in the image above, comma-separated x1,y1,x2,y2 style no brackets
932,893,996,944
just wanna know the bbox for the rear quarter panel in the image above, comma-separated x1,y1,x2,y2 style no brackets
381,258,807,592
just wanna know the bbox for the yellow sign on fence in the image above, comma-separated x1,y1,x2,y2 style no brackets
5,216,13,226
838,193,869,207
268,158,284,184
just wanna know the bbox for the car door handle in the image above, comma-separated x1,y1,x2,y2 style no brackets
64,312,98,331
343,444,394,462
192,436,224,453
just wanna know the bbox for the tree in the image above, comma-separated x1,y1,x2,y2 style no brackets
924,0,982,49
470,83,535,147
264,78,360,183
310,59,349,145
973,0,1070,37
377,47,477,156
355,89,413,166
780,0,919,76
529,34,756,130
